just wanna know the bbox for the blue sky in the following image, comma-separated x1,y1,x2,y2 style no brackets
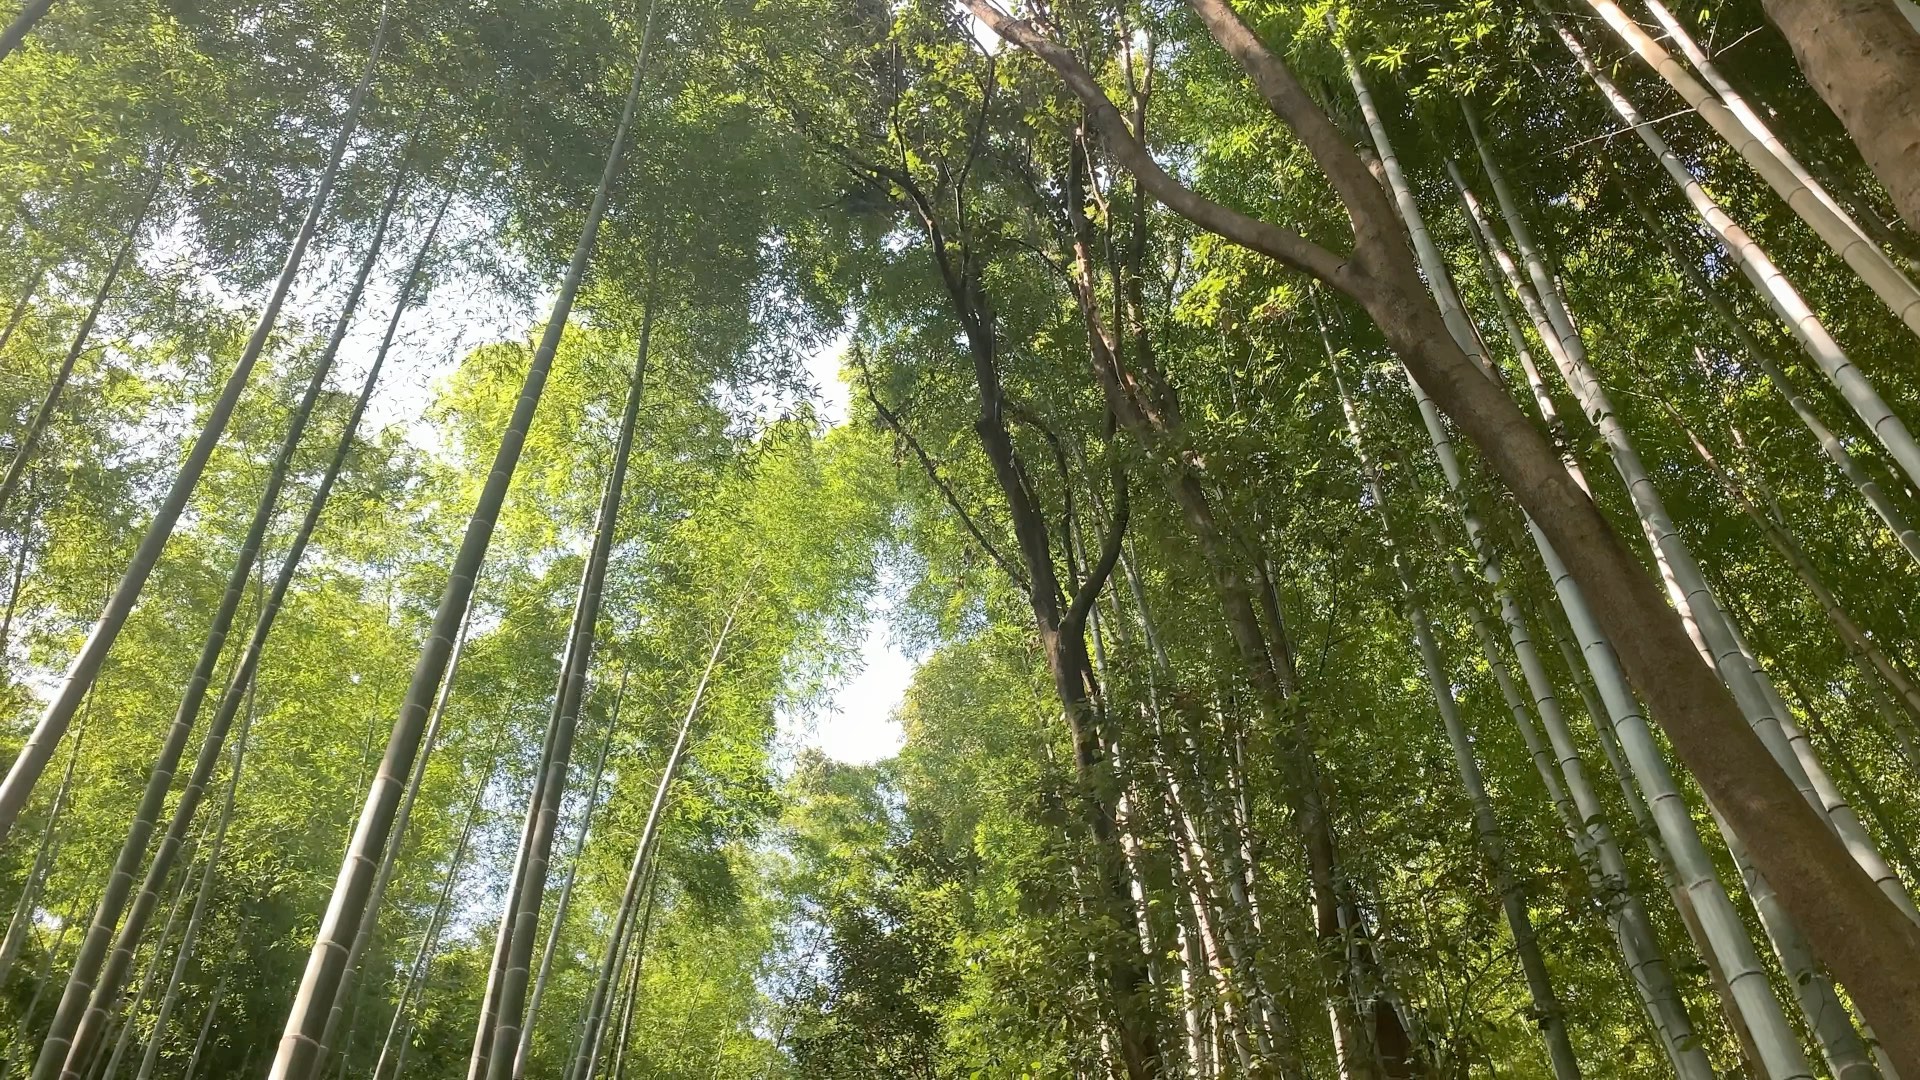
778,338,913,766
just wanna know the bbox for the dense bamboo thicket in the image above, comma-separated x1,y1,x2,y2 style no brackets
2,0,1920,1076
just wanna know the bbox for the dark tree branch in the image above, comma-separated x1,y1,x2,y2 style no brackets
855,348,1030,591
1067,463,1128,632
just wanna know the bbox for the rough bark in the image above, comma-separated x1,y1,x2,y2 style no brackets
1758,0,1920,234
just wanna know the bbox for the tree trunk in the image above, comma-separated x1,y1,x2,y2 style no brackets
0,0,56,64
267,26,650,1073
0,8,389,845
570,602,738,1080
1339,66,1703,1068
1464,111,1886,1076
0,721,81,987
962,0,1920,1063
372,752,495,1080
869,147,1161,1076
1587,0,1920,336
132,685,255,1080
514,674,626,1078
1757,0,1920,234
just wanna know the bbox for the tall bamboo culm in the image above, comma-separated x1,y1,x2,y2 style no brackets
267,20,654,1075
0,5,391,845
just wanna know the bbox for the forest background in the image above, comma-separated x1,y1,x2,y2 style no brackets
3,0,1920,1077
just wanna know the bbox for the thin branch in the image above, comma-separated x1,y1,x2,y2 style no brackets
855,348,1030,591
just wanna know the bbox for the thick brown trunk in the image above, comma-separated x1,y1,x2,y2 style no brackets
962,0,1920,1065
1372,273,1920,1063
1759,0,1920,233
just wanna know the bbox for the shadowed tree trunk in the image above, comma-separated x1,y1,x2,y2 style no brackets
0,0,57,65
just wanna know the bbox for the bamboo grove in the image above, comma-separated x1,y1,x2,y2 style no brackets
1,0,1920,1074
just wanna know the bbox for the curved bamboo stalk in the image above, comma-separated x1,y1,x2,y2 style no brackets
372,750,496,1080
607,874,659,1080
132,686,256,1080
1615,171,1920,570
1,909,77,1076
1328,352,1584,1080
268,24,652,1073
568,599,740,1080
482,272,657,1080
513,672,628,1078
0,5,390,844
